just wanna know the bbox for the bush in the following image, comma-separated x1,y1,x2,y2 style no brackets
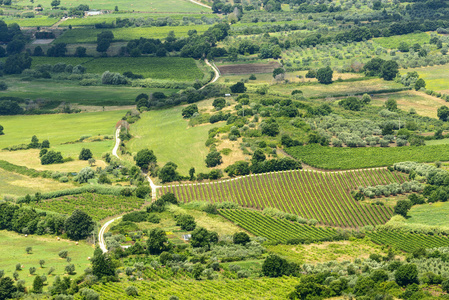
40,151,63,165
233,232,250,245
125,286,138,296
147,214,160,223
176,214,196,231
58,250,68,259
79,148,93,160
135,186,151,199
122,211,148,223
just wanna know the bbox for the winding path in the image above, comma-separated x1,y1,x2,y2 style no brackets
112,126,121,159
188,0,212,9
98,216,122,253
201,59,220,90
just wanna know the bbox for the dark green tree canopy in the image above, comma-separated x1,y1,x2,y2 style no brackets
316,66,333,84
79,148,93,160
64,210,94,240
146,228,171,255
134,149,157,170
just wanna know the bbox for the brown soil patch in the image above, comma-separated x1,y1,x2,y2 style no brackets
218,61,281,75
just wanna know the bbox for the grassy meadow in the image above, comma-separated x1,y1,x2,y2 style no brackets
0,168,74,198
406,65,449,94
0,110,125,149
0,230,94,290
0,78,177,105
405,202,449,227
1,17,59,27
127,104,217,176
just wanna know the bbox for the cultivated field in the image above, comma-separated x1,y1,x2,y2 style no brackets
83,57,204,80
404,202,449,227
217,61,281,75
220,209,337,242
159,168,407,228
14,0,210,12
26,193,146,221
367,231,449,252
286,144,449,170
55,25,210,44
407,65,449,94
91,277,298,300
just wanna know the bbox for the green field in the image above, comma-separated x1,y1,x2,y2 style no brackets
406,65,449,94
83,57,204,80
26,193,146,221
0,110,125,150
31,57,94,68
59,13,216,27
91,277,298,300
373,32,431,49
14,0,210,12
0,78,177,105
286,144,449,170
128,105,217,176
0,230,94,289
0,168,74,198
267,78,404,98
2,17,59,27
55,25,210,43
404,202,449,227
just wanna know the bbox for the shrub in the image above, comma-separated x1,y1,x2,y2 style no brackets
176,214,196,231
135,186,151,199
59,250,68,259
233,232,250,245
122,211,148,223
125,286,138,296
40,151,63,165
79,148,93,160
147,214,160,224
395,264,419,287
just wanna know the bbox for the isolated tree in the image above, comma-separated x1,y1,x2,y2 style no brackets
230,82,246,93
134,149,157,170
316,66,333,84
380,60,399,80
272,67,285,78
74,46,87,57
96,31,114,53
385,98,397,111
181,104,198,118
64,210,94,240
190,227,218,248
79,148,93,160
146,228,170,255
135,186,151,199
395,264,419,286
88,158,96,166
50,0,60,8
39,260,45,268
29,267,36,275
212,98,226,110
414,78,426,90
189,167,195,180
29,135,40,148
176,214,196,231
438,106,449,121
26,246,32,254
205,151,222,167
233,232,250,245
394,200,412,217
158,162,179,183
32,274,43,293
76,167,95,183
0,125,3,135
262,254,295,277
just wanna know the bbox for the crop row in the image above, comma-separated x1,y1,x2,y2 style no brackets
286,144,449,170
26,193,145,221
220,209,337,243
90,277,298,300
367,231,449,252
160,168,406,228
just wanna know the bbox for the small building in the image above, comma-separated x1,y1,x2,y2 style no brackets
225,93,231,97
85,10,102,16
182,234,191,241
